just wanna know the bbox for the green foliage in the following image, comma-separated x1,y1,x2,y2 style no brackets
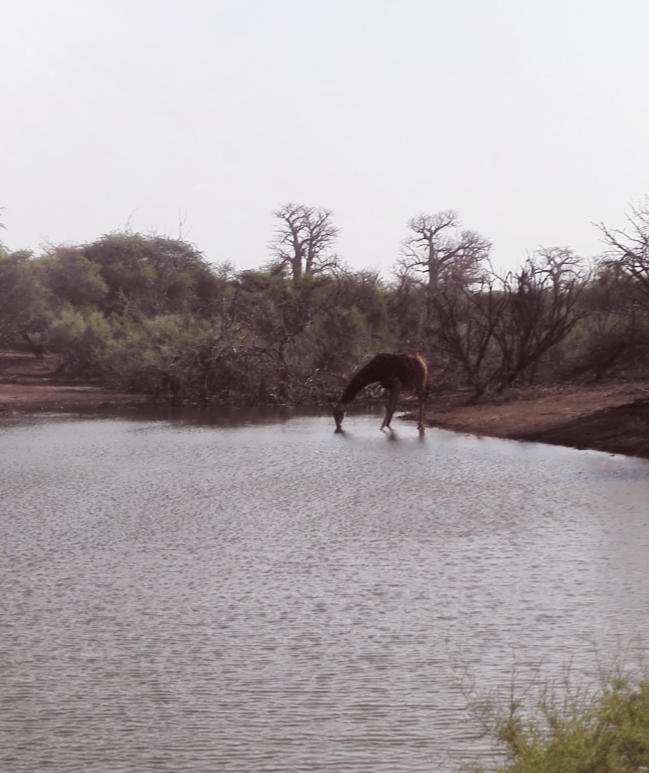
471,675,649,773
559,312,649,380
38,247,108,307
47,306,113,373
311,305,370,370
98,315,213,395
0,248,46,345
80,231,215,316
5,205,649,402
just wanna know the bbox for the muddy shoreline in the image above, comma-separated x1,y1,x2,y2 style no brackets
2,350,649,458
424,382,649,458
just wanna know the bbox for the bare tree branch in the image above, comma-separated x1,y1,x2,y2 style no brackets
597,198,649,310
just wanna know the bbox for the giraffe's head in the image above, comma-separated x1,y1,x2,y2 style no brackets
333,403,346,430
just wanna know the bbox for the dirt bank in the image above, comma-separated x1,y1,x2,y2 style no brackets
426,381,649,458
0,350,143,412
2,349,649,458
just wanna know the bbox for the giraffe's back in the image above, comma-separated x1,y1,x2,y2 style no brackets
339,352,428,405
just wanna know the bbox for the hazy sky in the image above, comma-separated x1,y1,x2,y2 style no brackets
2,0,648,274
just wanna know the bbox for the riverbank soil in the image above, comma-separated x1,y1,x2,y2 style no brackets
426,381,649,458
2,349,649,458
0,350,141,411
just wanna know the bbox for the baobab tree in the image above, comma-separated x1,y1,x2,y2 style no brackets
269,203,340,282
399,210,492,294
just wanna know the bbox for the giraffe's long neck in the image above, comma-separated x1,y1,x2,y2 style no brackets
340,372,372,405
339,358,390,405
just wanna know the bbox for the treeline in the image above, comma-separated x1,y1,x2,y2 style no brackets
1,200,648,405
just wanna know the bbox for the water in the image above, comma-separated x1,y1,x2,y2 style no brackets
1,408,647,772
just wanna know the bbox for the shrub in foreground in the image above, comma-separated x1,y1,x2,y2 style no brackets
470,674,649,773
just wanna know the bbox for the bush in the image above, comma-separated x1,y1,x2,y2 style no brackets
469,672,649,773
559,313,649,380
46,307,113,373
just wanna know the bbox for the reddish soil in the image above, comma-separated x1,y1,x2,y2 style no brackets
425,381,649,458
0,350,143,412
2,349,649,458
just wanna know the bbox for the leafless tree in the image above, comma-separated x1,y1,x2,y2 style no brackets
399,210,492,295
431,271,508,398
493,248,589,389
429,249,589,398
597,198,649,311
269,203,340,282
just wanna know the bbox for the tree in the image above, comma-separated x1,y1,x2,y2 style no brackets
81,232,217,316
565,271,645,380
0,250,43,349
429,249,589,398
598,198,649,311
430,271,508,398
39,247,108,307
399,210,492,295
574,204,649,379
269,203,340,282
493,248,588,388
386,270,428,352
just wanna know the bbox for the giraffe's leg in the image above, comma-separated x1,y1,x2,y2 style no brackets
381,387,401,430
417,397,426,432
417,390,426,432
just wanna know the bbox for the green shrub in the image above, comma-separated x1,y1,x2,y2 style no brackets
47,307,113,373
470,674,649,773
559,313,649,380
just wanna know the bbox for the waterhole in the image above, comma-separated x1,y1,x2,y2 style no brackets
1,409,647,771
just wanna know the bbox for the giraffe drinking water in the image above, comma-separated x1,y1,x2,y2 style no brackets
333,352,428,433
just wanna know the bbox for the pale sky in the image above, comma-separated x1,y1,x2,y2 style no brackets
2,0,648,275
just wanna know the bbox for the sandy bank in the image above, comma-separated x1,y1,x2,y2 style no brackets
426,382,649,458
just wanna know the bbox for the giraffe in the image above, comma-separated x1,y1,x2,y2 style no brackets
333,352,428,433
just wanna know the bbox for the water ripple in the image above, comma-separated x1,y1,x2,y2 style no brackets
1,412,647,772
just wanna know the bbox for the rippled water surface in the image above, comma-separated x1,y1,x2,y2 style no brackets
1,408,647,772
